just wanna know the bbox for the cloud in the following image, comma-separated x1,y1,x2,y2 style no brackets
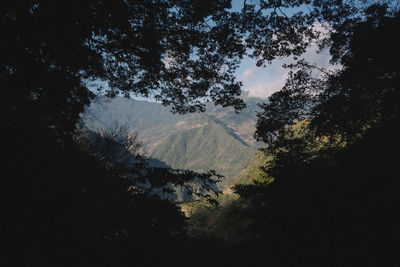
238,67,257,80
237,57,290,98
237,37,338,99
243,66,289,98
245,74,288,98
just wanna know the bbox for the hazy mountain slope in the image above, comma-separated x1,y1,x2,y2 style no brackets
83,96,265,188
83,97,193,152
150,116,256,188
83,96,264,151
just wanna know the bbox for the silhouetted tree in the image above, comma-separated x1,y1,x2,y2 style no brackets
234,3,400,266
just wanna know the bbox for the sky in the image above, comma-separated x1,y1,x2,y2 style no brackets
231,0,334,99
235,43,334,99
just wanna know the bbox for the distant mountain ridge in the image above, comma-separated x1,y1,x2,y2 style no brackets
150,115,256,188
83,96,265,188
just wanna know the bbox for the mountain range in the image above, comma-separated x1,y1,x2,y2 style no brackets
83,95,265,189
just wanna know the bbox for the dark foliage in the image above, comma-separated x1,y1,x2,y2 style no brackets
256,2,400,144
3,0,400,266
0,1,237,264
235,3,400,266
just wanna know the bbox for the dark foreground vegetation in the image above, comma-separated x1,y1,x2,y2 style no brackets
2,0,399,266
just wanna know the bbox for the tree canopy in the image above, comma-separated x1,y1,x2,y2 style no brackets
232,2,400,265
2,0,400,266
255,2,400,144
1,0,357,134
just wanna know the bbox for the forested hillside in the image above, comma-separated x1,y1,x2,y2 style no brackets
183,149,271,243
84,96,262,151
225,150,270,190
83,96,262,187
151,115,255,188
